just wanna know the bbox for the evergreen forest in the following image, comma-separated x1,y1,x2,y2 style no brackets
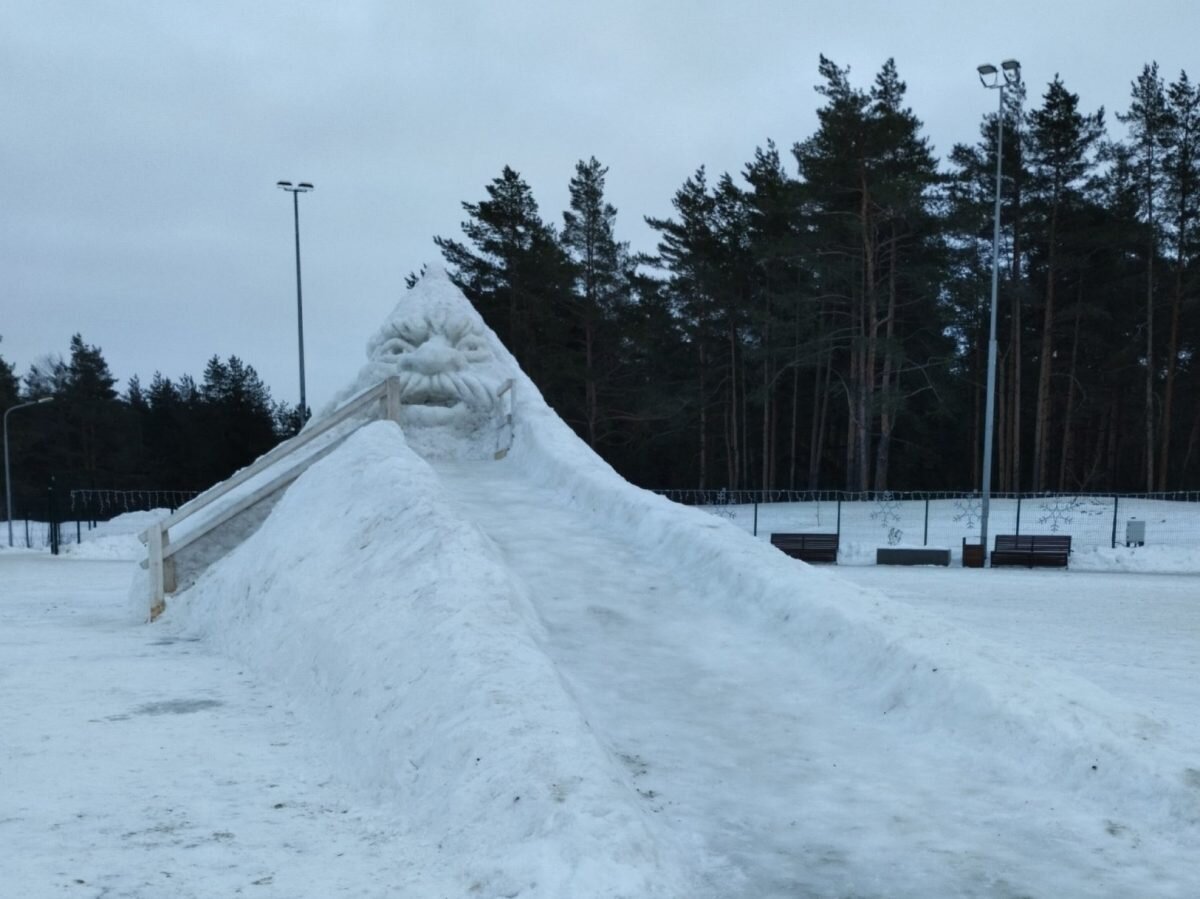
435,58,1200,494
4,56,1200,515
0,333,301,521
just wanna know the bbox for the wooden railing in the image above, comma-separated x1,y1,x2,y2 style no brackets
494,379,514,459
141,377,401,620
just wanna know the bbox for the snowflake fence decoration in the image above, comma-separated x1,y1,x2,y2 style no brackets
953,497,982,530
870,493,903,527
1036,495,1108,533
870,492,904,545
710,487,737,520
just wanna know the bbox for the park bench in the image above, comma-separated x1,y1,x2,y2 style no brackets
770,532,839,564
990,534,1072,568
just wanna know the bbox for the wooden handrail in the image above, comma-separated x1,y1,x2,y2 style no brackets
143,378,391,542
163,433,350,560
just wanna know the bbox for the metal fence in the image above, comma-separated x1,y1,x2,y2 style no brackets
656,489,1200,553
4,487,199,552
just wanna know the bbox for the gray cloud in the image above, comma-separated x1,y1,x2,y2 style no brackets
3,0,1196,408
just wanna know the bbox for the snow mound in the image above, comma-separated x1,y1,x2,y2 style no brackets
162,267,1200,891
167,422,693,897
63,509,170,561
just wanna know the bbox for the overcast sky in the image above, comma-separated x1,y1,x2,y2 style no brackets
4,0,1196,411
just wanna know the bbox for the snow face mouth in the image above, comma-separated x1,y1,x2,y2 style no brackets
367,312,502,429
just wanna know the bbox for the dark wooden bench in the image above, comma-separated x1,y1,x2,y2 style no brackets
990,534,1072,568
770,533,839,564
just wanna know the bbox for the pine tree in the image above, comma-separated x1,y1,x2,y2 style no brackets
561,157,631,448
434,166,575,399
0,337,19,410
645,168,722,487
61,334,121,486
1025,76,1104,490
1159,70,1200,486
1119,63,1171,490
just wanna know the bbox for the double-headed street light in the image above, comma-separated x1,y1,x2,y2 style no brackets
977,59,1020,564
4,396,54,547
277,180,314,427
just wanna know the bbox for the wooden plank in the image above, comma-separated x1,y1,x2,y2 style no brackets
494,379,514,459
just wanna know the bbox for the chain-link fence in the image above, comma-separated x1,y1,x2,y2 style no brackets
657,489,1200,554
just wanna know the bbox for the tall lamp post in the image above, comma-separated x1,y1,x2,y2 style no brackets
5,396,54,547
276,180,314,427
977,59,1021,565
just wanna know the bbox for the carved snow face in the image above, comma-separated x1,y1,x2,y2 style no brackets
367,310,502,429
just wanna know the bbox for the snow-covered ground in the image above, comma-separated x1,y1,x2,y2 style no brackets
6,546,1200,897
0,554,470,898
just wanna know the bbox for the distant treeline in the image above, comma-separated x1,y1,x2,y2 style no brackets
6,56,1199,499
0,333,300,519
434,57,1200,493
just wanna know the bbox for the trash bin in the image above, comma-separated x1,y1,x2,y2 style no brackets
1125,519,1145,547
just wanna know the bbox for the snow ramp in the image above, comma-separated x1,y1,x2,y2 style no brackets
163,266,1200,896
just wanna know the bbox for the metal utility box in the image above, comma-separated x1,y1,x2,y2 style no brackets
1125,519,1145,546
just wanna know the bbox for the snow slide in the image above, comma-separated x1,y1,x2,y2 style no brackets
163,268,1200,896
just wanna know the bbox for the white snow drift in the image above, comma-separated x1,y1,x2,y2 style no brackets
161,267,1200,897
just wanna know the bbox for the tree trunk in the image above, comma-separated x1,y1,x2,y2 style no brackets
996,351,1007,492
584,318,597,448
1145,241,1156,492
698,343,708,489
762,314,772,491
1057,288,1082,490
873,233,898,490
724,321,734,487
809,347,831,490
1157,261,1184,489
1033,204,1058,492
1010,250,1023,494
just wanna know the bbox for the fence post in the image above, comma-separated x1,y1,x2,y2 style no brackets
1111,496,1119,549
47,479,58,556
1015,496,1022,536
836,497,842,540
76,519,81,545
753,500,758,537
923,499,929,546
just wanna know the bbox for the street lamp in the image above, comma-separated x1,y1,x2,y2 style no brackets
4,396,54,547
977,59,1020,565
277,180,314,428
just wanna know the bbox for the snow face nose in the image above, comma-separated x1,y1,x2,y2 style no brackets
401,336,465,376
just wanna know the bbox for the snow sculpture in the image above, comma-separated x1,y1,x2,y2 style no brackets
329,266,514,460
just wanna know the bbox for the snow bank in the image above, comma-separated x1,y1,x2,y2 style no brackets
497,351,1200,836
62,510,170,561
167,422,693,897
1071,543,1200,574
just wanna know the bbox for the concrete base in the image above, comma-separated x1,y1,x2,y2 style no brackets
876,547,951,567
